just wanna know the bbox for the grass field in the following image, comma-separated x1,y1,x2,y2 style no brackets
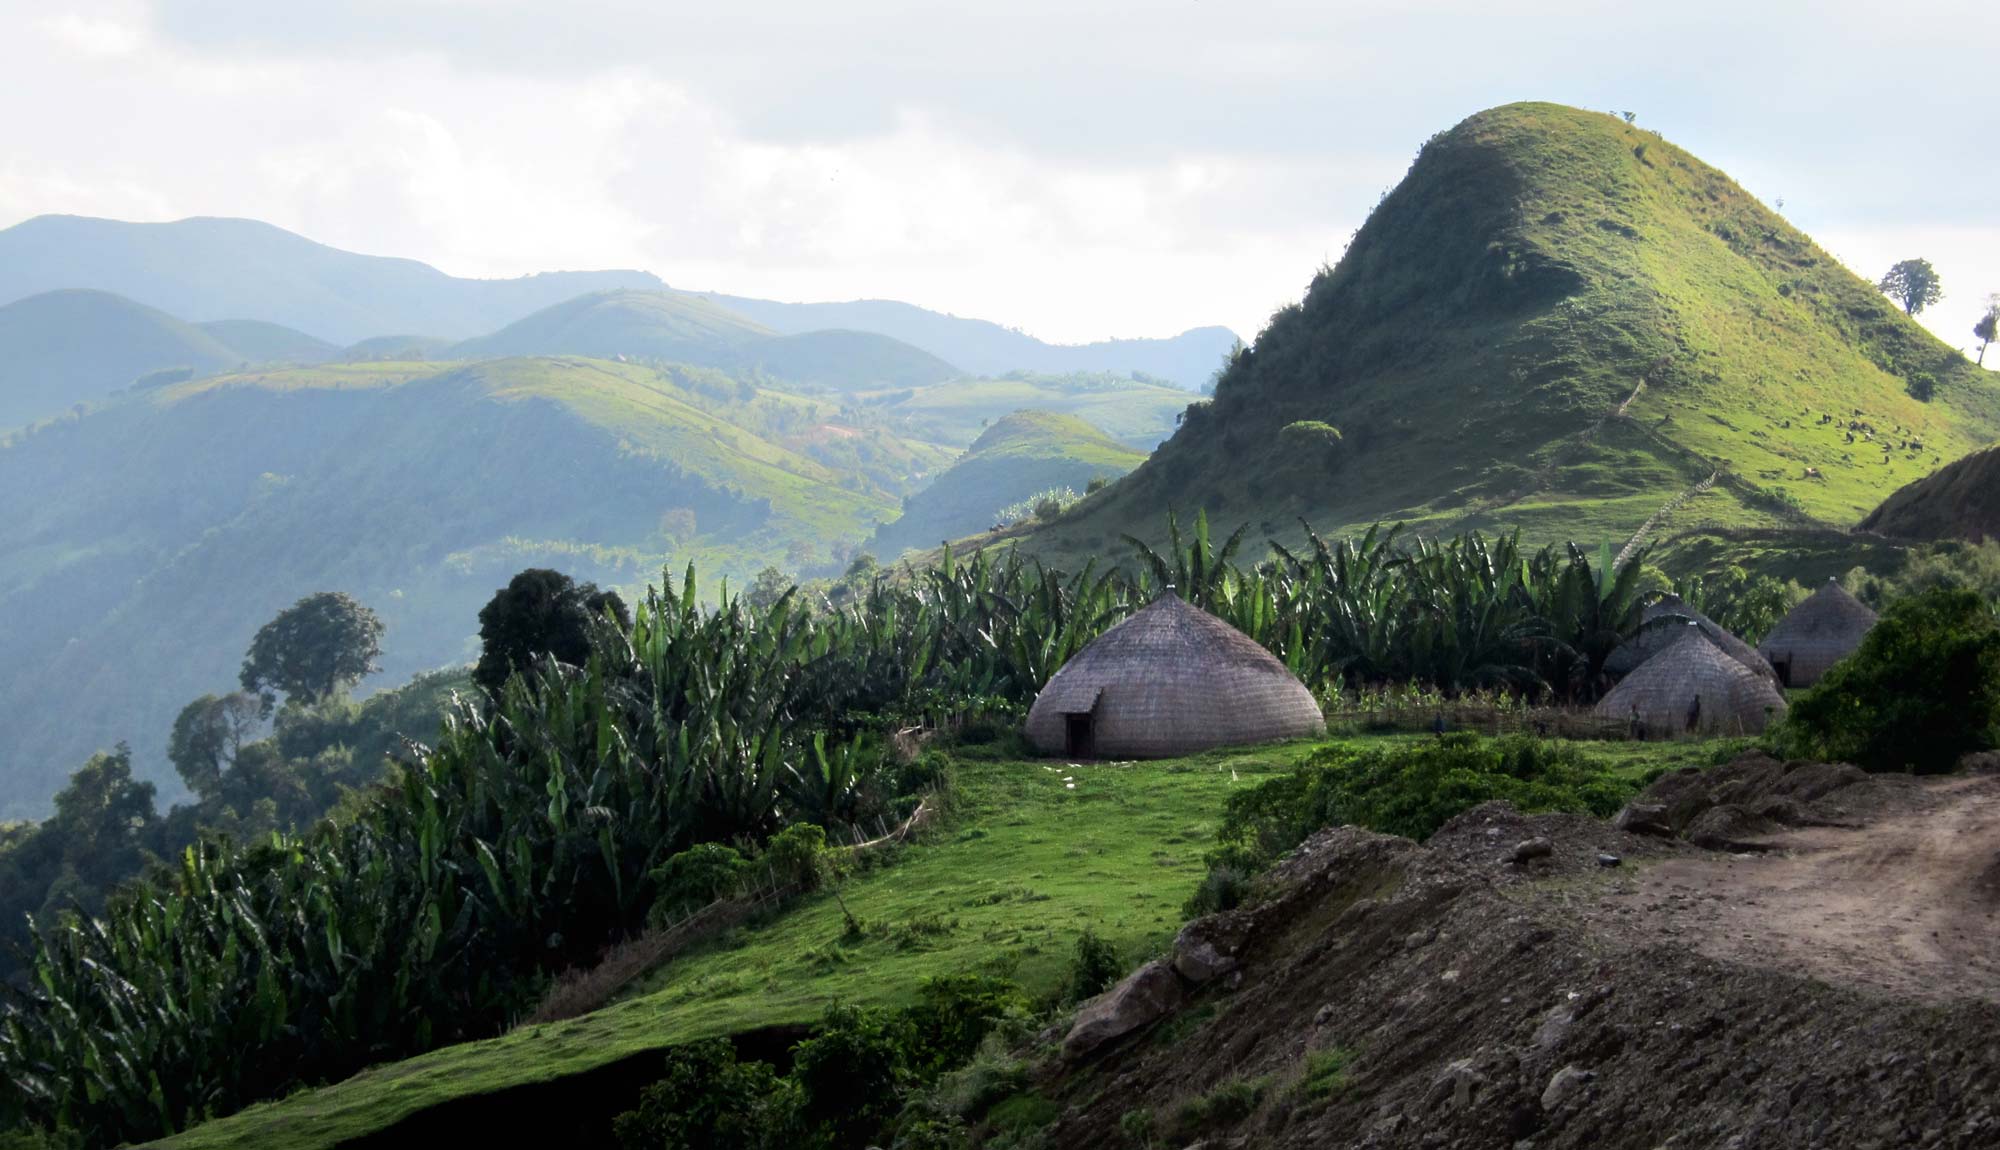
156,732,1716,1150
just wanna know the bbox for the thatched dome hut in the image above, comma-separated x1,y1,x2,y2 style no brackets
1593,625,1787,738
1604,594,1775,682
1758,580,1878,688
1025,590,1324,758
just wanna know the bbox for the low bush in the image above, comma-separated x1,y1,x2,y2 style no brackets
1169,1076,1268,1138
611,976,1028,1150
1774,587,2000,773
1186,734,1637,904
646,843,751,926
1065,928,1124,1003
612,1040,791,1150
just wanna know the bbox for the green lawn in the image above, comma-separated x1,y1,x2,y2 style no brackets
153,733,1705,1150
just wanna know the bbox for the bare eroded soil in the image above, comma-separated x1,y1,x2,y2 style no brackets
1584,772,2000,1004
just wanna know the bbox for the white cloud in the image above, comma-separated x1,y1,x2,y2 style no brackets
0,0,1993,347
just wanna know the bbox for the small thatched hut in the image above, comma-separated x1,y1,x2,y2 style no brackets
1758,580,1879,687
1025,590,1324,758
1604,594,1776,682
1593,624,1788,737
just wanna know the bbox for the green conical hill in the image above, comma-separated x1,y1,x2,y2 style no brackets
1033,102,1998,559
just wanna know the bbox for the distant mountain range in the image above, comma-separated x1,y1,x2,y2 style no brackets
0,215,1239,387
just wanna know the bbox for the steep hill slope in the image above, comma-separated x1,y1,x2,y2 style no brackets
860,372,1194,450
1858,443,2000,541
1030,103,2000,563
872,410,1147,559
196,319,338,364
452,290,963,390
0,357,920,818
694,291,1238,388
0,289,245,429
0,215,663,343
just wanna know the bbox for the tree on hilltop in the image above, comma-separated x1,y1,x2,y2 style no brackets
1878,258,1944,316
240,592,385,709
474,568,630,691
1975,296,1998,367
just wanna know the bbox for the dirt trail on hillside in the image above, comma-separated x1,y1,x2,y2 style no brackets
1584,772,2000,1004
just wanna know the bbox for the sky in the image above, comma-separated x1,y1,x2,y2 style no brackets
0,0,1994,349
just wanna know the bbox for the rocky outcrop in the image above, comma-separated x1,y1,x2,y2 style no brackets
1032,791,2000,1150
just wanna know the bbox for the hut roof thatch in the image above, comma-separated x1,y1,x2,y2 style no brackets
1025,591,1324,758
1604,594,1775,681
1593,625,1788,737
1758,580,1879,688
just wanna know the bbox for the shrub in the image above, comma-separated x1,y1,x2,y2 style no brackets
764,822,831,891
611,1039,788,1150
1169,1076,1268,1137
792,1005,911,1149
1906,372,1937,402
1066,928,1124,1003
647,843,750,926
1774,587,2000,773
1187,735,1637,900
1181,863,1251,918
1295,1047,1353,1100
1119,1107,1157,1147
901,974,1026,1077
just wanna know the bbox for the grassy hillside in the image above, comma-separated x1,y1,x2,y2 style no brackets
1857,443,2000,542
452,289,963,390
0,356,926,817
695,290,1237,388
153,735,1705,1150
860,371,1194,450
872,411,1147,559
1026,103,2000,568
0,215,664,343
0,289,243,429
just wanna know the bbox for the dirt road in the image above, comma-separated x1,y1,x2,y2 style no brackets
1586,772,2000,1003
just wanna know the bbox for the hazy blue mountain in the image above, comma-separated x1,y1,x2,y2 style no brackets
196,319,338,364
689,292,1238,388
0,215,1235,384
0,289,246,429
452,290,963,389
0,215,665,343
338,334,460,361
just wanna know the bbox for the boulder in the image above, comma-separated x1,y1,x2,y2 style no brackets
1172,921,1240,984
1611,801,1673,836
1063,960,1184,1061
1541,1064,1595,1111
1512,837,1553,864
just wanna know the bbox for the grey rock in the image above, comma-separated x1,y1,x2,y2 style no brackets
1062,959,1183,1061
1541,1064,1595,1110
1428,1058,1486,1110
1512,837,1554,864
1612,801,1674,836
1172,929,1238,984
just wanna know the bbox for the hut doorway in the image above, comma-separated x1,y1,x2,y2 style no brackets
1064,712,1095,758
1772,657,1793,688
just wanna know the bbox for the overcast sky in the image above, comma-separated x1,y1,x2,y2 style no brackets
1,0,1993,348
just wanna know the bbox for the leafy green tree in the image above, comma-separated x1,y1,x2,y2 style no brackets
611,1039,788,1150
474,568,630,691
1975,296,1998,367
167,692,263,800
1779,587,2000,772
240,592,384,708
1878,258,1944,316
742,566,793,614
